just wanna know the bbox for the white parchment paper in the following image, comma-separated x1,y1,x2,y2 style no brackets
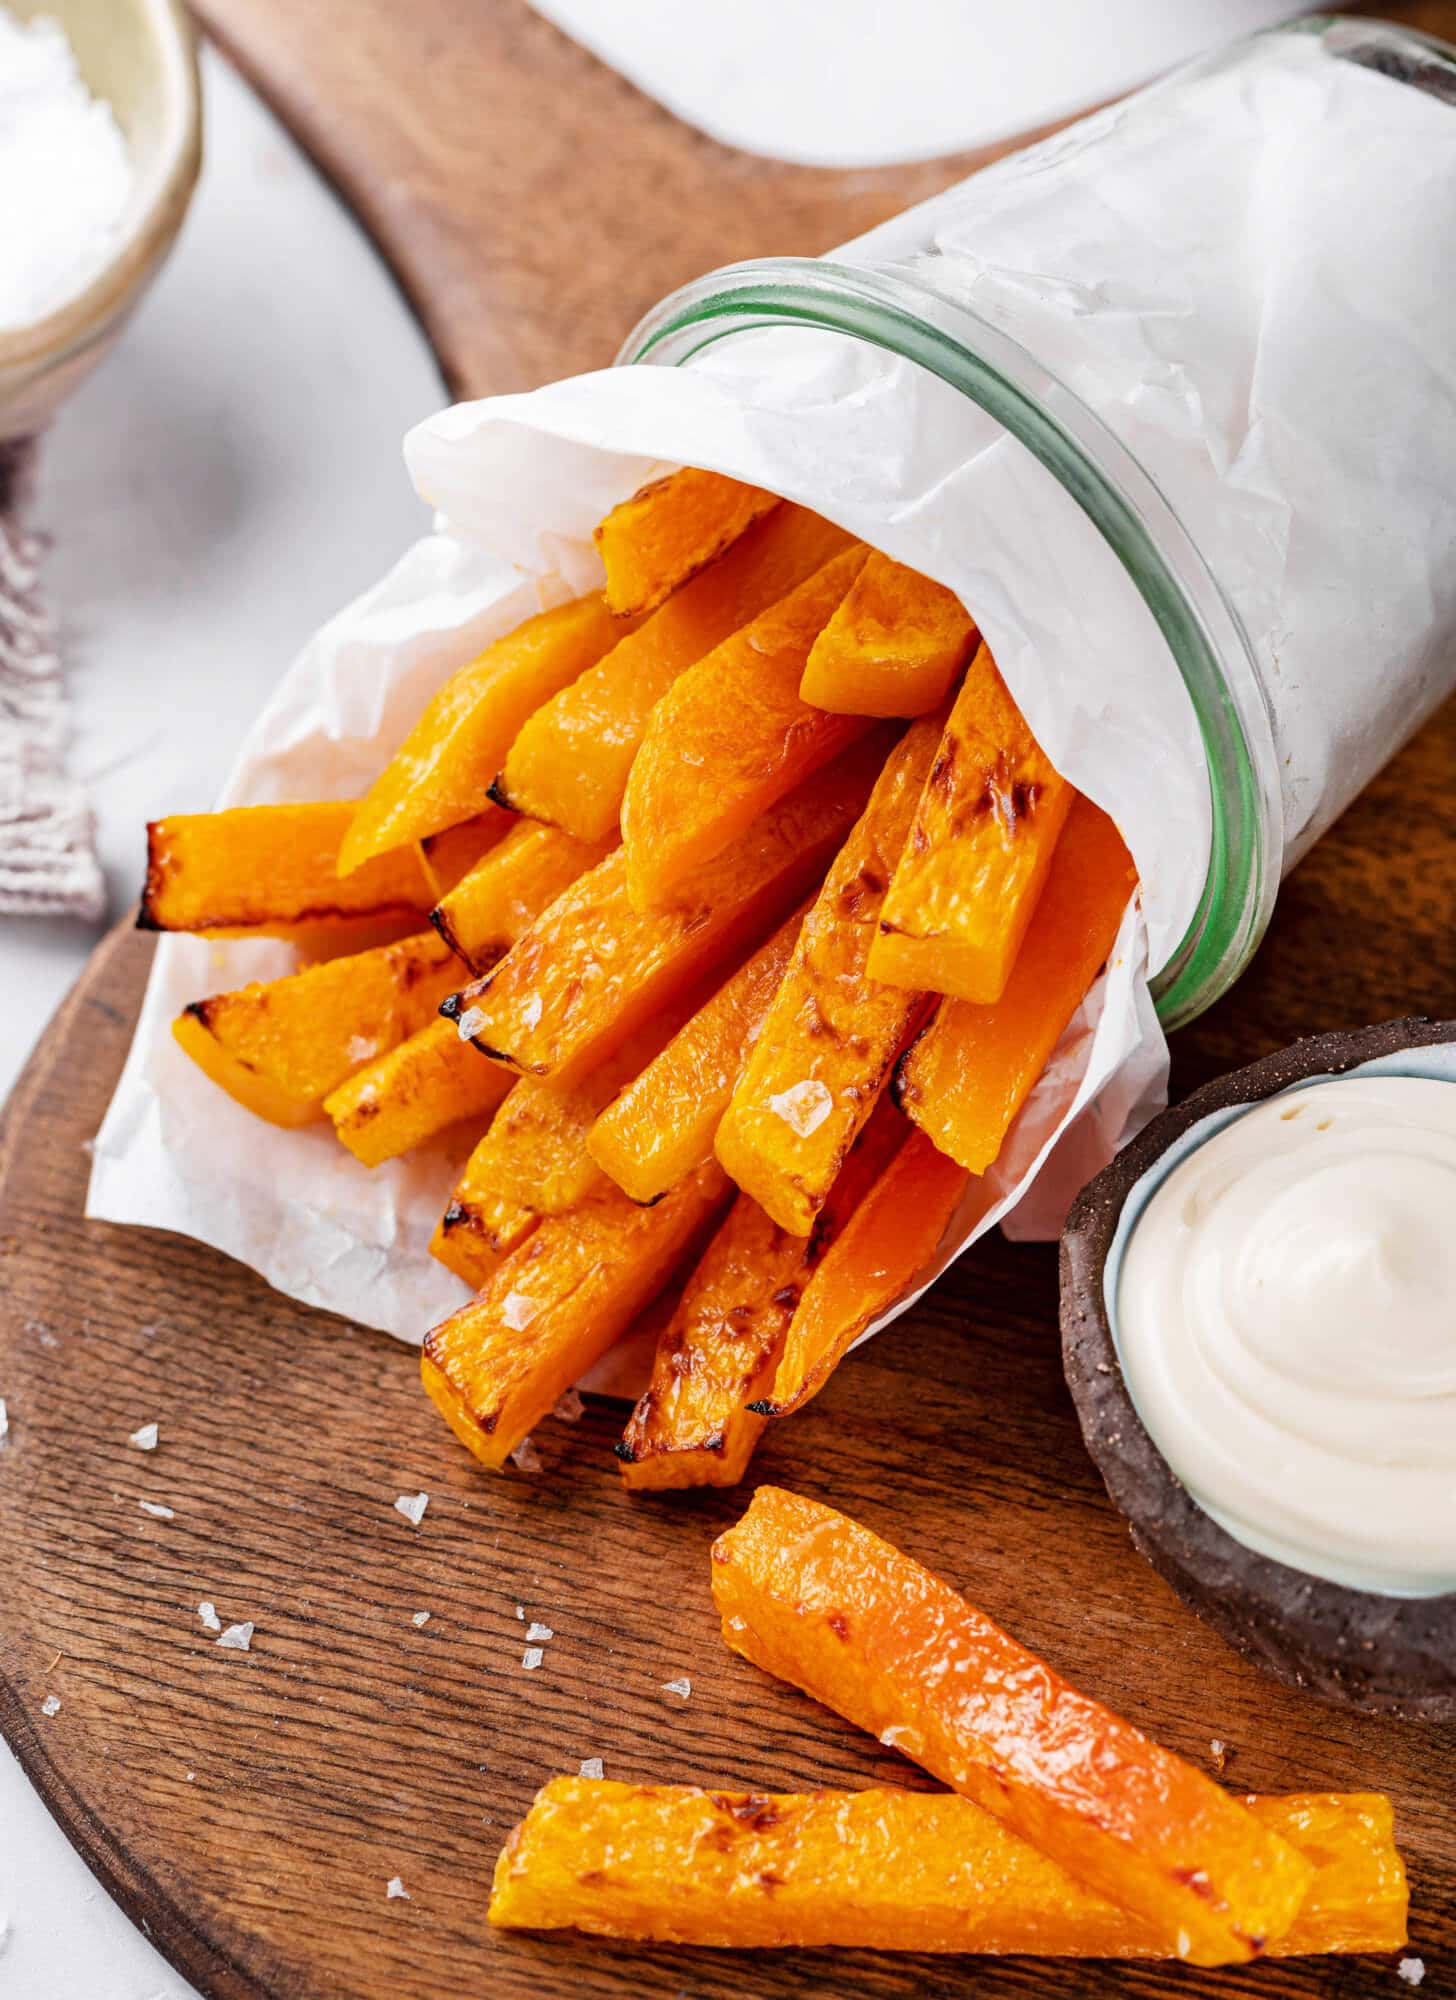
89,26,1456,1370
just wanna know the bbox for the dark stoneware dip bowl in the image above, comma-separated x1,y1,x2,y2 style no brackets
1061,1017,1456,1719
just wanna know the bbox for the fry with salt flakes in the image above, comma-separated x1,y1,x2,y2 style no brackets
586,907,805,1206
713,714,943,1237
800,549,978,718
447,733,893,1091
430,1180,539,1292
140,802,434,937
172,929,460,1127
430,819,614,977
421,1160,731,1470
617,1099,908,1490
712,1488,1315,1966
869,641,1075,1003
339,593,624,873
324,1016,512,1168
595,467,780,618
896,795,1137,1174
489,1780,1406,1959
622,544,872,910
496,506,854,842
757,1128,973,1419
456,989,708,1217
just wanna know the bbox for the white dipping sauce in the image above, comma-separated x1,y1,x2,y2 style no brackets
1115,1075,1456,1597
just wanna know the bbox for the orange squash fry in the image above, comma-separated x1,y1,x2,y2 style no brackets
457,989,707,1216
896,796,1137,1174
421,1161,731,1470
323,1017,512,1168
595,467,780,618
140,802,432,936
338,594,623,872
446,735,893,1092
430,820,614,976
711,1489,1314,1965
417,811,514,898
622,545,872,908
490,1779,1404,1958
617,1100,908,1489
759,1129,973,1418
497,507,854,842
868,643,1075,1002
800,551,978,718
172,930,460,1127
586,907,804,1205
713,716,943,1236
430,1186,539,1292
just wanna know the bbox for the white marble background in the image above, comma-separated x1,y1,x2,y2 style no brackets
0,6,1302,1994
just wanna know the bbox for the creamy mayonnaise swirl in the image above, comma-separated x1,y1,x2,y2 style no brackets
1114,1074,1456,1597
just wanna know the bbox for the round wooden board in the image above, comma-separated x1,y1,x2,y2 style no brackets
6,0,1456,1993
3,694,1454,2000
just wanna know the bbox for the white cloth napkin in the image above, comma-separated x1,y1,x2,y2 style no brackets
0,439,104,921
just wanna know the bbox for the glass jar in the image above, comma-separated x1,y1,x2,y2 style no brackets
618,17,1456,1029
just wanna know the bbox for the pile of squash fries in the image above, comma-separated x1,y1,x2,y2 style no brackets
488,1487,1407,1960
146,470,1137,1481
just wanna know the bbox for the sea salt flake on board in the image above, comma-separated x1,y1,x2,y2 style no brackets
129,1422,159,1451
578,1756,604,1779
394,1491,429,1525
217,1622,254,1652
387,1877,410,1901
411,1611,431,1628
661,1676,691,1699
553,1387,584,1423
197,1601,221,1632
1398,1961,1426,1988
521,1646,544,1671
138,1500,174,1519
525,1622,552,1643
509,1435,541,1473
41,1694,60,1716
0,1399,8,1443
768,1079,832,1137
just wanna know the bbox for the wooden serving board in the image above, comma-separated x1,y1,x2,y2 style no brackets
4,4,1456,1996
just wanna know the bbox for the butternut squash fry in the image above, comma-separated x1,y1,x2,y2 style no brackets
800,551,978,718
868,643,1075,1002
430,821,614,976
617,1100,908,1489
711,1488,1314,1965
446,735,893,1092
496,506,853,841
713,716,942,1236
324,1017,512,1168
457,987,708,1216
757,1128,973,1418
140,802,432,936
172,929,460,1126
430,1187,539,1291
421,1160,731,1470
586,908,804,1206
490,1780,1406,1958
895,796,1137,1174
622,545,872,909
338,594,623,872
416,810,513,898
595,467,780,618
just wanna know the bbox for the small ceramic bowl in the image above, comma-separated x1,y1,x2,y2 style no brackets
0,0,202,441
1061,1017,1456,1718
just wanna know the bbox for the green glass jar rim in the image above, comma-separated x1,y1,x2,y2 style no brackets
616,256,1286,1031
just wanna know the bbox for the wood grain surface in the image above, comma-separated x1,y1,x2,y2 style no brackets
3,2,1456,1997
